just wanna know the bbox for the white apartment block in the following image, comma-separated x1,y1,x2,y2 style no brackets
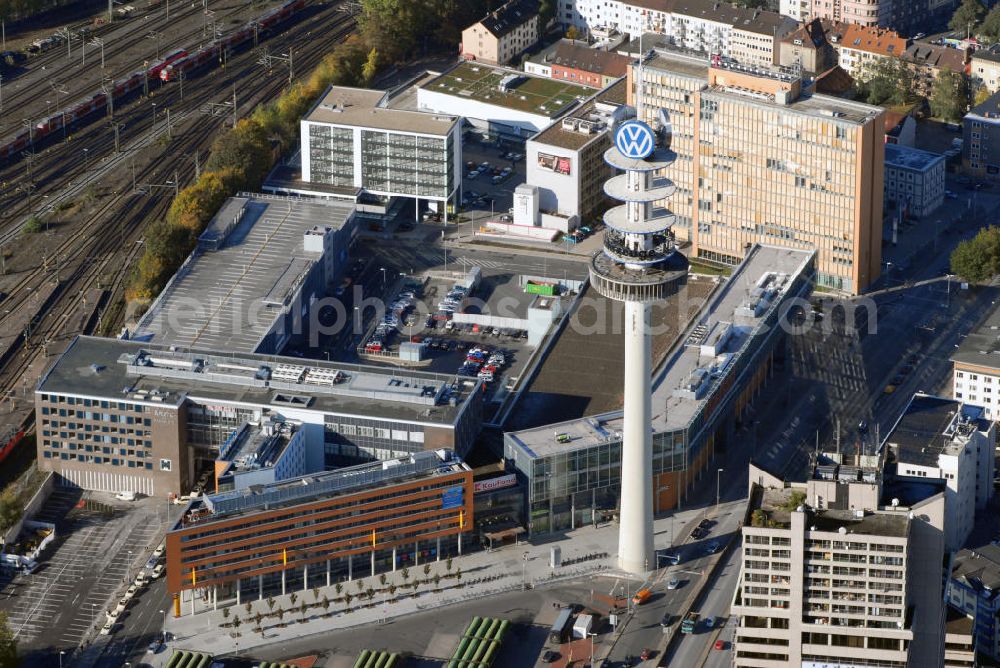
883,395,995,552
559,0,790,63
972,48,1000,94
736,461,946,668
953,306,1000,421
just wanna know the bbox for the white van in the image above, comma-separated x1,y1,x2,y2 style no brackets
115,491,137,502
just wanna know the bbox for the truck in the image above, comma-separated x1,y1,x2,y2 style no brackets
572,613,594,639
549,606,573,643
681,612,700,634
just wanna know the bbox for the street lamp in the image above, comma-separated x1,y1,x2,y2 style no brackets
380,266,386,288
588,631,598,664
521,551,529,590
160,608,167,642
716,468,724,510
58,650,65,668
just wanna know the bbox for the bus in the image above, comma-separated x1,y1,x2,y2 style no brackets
549,607,574,643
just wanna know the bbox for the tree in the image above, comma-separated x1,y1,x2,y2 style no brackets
289,592,298,607
950,0,986,36
254,612,264,634
244,601,253,616
322,596,331,613
446,557,453,573
538,0,555,29
951,225,1000,282
299,600,309,622
343,592,353,610
422,564,431,579
981,5,1000,42
266,596,276,613
356,578,365,593
362,48,379,86
334,582,343,598
433,573,441,590
379,573,388,588
974,86,993,107
366,587,376,602
853,57,914,107
312,587,321,604
400,567,409,586
222,607,230,623
232,615,241,636
388,584,397,598
0,490,23,544
565,25,579,41
0,612,17,668
929,69,969,122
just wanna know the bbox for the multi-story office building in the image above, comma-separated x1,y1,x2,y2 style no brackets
882,394,995,552
133,195,356,355
729,13,796,68
36,337,483,497
504,245,815,534
943,609,977,668
733,459,947,668
948,543,1000,662
166,449,473,615
883,143,945,219
300,86,462,220
633,48,885,292
952,305,1000,421
460,0,540,66
524,79,627,220
963,90,1000,183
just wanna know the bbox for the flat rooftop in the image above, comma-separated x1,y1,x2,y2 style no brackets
883,394,989,467
38,336,480,425
951,543,1000,591
530,79,627,151
422,61,593,118
810,509,909,538
133,195,354,353
219,420,295,474
951,304,1000,370
304,85,460,136
178,449,469,526
507,245,814,457
884,144,945,172
643,45,881,125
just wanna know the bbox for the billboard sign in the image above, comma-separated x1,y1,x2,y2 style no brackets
441,486,464,509
473,474,517,494
537,152,571,175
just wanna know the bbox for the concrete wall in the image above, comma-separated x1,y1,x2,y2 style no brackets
3,471,55,546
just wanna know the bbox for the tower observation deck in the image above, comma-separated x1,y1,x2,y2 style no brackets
590,115,688,574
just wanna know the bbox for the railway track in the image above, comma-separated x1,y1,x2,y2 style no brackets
0,0,284,133
0,6,356,403
0,2,350,228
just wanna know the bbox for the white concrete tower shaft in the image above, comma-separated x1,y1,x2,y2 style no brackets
619,299,655,573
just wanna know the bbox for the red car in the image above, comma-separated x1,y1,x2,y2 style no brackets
714,639,727,650
640,648,652,660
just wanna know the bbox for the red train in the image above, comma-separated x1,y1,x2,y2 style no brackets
0,0,306,161
161,0,304,82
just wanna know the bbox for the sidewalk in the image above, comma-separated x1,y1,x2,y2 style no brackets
153,504,720,665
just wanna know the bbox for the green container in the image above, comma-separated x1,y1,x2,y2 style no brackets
525,281,556,296
354,650,372,668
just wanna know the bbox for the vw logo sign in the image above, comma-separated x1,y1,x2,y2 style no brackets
615,120,655,160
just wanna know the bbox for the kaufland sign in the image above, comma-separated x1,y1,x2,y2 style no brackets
474,474,517,494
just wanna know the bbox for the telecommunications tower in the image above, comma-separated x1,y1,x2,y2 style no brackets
590,105,688,574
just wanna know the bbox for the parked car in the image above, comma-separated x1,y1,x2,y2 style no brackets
151,564,165,579
714,639,726,650
153,543,165,558
667,577,680,590
100,622,114,636
705,541,721,554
